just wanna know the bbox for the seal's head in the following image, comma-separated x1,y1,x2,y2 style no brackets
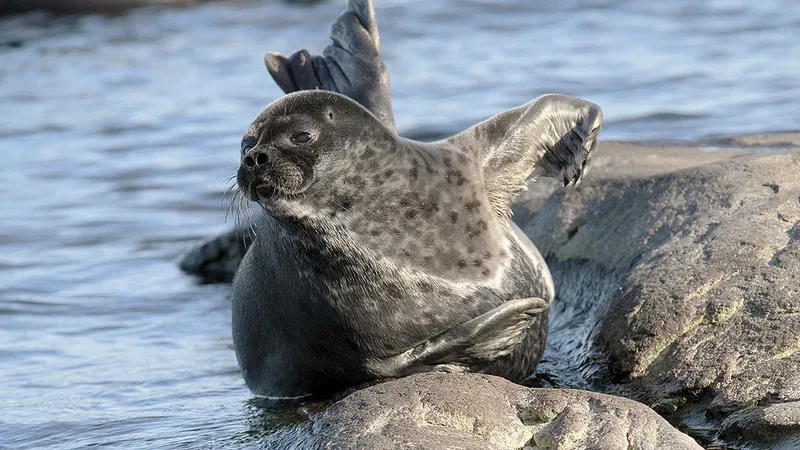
237,90,391,213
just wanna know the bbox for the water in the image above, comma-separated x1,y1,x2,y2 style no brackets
0,0,798,447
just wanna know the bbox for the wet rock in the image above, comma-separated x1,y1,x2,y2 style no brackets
519,134,800,448
272,373,700,450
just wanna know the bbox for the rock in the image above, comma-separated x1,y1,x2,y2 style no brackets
270,373,701,450
518,134,800,448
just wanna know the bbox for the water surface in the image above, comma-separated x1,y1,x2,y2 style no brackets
1,0,798,447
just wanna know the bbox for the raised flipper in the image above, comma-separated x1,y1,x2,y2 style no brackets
445,94,603,219
264,0,396,132
365,297,549,377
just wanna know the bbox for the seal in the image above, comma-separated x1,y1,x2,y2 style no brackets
226,0,602,398
182,0,602,397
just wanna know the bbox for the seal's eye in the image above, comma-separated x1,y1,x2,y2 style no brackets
291,132,312,145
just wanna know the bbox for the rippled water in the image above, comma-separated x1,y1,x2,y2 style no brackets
1,0,798,447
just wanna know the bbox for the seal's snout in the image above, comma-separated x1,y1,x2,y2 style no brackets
238,146,273,202
237,145,314,202
242,148,269,170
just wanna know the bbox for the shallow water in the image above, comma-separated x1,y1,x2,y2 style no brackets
1,0,798,447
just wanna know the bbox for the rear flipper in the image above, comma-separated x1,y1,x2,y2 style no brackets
178,227,253,282
366,297,549,377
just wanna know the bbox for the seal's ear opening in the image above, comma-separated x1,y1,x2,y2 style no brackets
444,94,602,218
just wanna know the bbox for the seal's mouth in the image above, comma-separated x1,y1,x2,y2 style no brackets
238,164,313,203
253,183,276,201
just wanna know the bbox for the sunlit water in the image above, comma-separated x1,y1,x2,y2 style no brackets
1,0,798,447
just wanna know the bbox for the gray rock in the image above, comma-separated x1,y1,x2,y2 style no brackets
519,135,800,448
272,373,700,450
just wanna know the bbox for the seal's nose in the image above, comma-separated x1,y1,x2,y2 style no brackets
242,147,268,169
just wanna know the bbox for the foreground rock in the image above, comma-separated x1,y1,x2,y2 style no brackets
267,373,701,450
518,136,800,447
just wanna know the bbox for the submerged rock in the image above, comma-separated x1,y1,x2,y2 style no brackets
519,135,800,448
268,373,700,450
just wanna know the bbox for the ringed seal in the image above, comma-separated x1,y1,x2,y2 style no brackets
193,0,602,397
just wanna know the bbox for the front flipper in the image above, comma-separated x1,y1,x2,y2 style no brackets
264,0,396,132
366,297,549,378
445,94,603,218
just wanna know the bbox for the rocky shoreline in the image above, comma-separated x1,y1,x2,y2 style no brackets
182,134,800,449
515,135,800,448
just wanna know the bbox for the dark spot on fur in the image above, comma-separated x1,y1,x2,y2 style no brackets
481,268,491,277
443,157,451,167
419,282,434,293
369,228,381,236
383,169,394,179
405,210,417,219
409,166,418,181
385,283,402,298
328,211,337,218
331,193,352,211
450,212,459,223
400,197,411,207
445,169,466,186
465,200,481,211
483,251,492,260
421,202,439,217
361,147,376,160
465,221,488,238
457,260,468,268
344,176,366,190
371,173,385,186
472,258,482,267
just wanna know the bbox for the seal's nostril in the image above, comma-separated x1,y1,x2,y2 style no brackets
256,153,267,166
244,156,255,167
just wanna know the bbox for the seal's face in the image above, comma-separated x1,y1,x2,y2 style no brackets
237,108,325,203
236,91,390,215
